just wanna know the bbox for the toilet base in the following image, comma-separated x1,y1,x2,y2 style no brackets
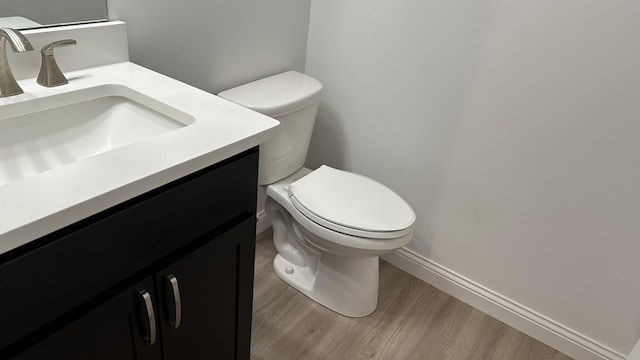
273,252,379,317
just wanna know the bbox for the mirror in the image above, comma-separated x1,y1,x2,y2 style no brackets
0,0,108,29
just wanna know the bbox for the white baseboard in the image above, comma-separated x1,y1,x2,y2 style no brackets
382,248,625,360
255,210,271,235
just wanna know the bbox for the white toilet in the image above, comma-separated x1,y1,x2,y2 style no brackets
218,71,415,317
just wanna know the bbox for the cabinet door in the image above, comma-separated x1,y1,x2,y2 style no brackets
156,218,255,360
12,277,162,360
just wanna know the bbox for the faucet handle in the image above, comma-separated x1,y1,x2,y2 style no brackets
40,39,77,56
37,39,77,87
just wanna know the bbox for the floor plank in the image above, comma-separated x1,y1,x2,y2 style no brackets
251,230,573,360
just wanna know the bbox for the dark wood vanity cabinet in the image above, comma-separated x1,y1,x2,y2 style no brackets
0,148,259,360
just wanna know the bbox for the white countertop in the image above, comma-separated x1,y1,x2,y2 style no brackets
0,62,279,255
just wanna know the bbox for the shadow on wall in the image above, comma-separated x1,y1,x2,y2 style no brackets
305,102,348,170
402,218,433,258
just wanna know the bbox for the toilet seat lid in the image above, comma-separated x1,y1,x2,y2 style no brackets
288,165,415,236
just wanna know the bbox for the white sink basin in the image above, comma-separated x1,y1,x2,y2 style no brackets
0,85,194,186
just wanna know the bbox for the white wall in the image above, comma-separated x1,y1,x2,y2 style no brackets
628,338,640,360
107,0,311,94
306,0,640,358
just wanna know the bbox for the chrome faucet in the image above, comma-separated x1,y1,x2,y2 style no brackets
0,28,34,97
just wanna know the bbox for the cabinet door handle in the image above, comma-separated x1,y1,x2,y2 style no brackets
138,289,157,345
164,274,182,329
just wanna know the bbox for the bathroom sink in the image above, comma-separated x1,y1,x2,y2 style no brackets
0,60,279,257
0,85,194,186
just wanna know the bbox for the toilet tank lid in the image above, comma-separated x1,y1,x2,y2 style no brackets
217,71,323,117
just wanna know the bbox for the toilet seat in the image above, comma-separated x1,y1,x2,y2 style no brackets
288,165,415,239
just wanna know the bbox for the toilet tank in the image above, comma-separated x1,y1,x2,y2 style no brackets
218,71,323,185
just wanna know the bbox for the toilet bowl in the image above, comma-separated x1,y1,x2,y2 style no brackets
218,71,415,317
265,166,414,317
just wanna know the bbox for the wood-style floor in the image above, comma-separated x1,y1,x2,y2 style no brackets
251,230,573,360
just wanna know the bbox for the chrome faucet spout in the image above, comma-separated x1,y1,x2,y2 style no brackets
0,28,34,97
